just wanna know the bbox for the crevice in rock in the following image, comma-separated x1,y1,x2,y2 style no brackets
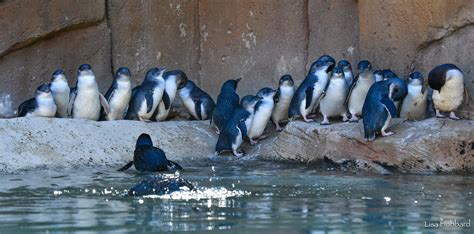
197,0,203,87
303,0,310,74
104,0,114,75
417,22,474,51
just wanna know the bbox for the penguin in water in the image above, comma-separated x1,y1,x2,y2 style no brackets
125,68,166,121
128,174,194,196
271,75,295,131
68,64,109,121
319,65,349,125
18,84,57,117
118,133,182,172
215,95,260,157
346,60,376,122
363,78,408,141
400,71,428,121
338,60,354,87
374,70,383,82
288,59,334,122
428,63,465,120
211,78,241,133
100,67,132,121
49,70,70,118
248,88,277,145
153,70,188,121
178,80,215,120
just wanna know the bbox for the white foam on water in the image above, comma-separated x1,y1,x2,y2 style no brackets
143,187,251,201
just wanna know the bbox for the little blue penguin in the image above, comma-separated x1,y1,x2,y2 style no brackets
428,63,465,120
18,84,57,117
248,88,277,145
49,69,70,118
154,70,188,121
101,67,132,120
362,78,408,141
288,59,334,122
128,174,194,196
118,133,183,172
68,64,109,121
178,80,216,120
400,71,428,121
338,60,354,87
347,60,376,122
125,68,166,121
241,95,262,134
319,65,349,125
271,75,295,131
211,78,241,133
374,70,383,82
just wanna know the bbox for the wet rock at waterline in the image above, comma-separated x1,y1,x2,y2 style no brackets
0,117,472,174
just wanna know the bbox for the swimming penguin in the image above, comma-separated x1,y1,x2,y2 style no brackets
128,174,194,196
346,60,376,122
319,65,349,125
211,78,241,133
271,75,295,131
363,78,408,141
153,70,188,121
428,63,465,120
101,67,132,120
68,64,109,121
374,70,383,82
18,84,57,117
288,59,334,122
338,60,354,87
178,80,216,120
125,68,166,121
248,88,277,145
118,133,183,172
215,97,259,157
400,71,428,121
49,70,70,118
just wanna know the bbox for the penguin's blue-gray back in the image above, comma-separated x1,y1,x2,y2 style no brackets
212,79,241,131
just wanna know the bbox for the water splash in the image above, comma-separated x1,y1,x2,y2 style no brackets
143,187,251,201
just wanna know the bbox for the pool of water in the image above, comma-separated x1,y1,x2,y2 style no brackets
0,160,472,233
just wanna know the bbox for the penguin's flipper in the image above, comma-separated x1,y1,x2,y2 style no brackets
194,98,203,120
162,90,171,110
237,119,248,137
131,86,140,97
380,96,397,117
17,98,36,117
345,74,359,105
118,161,134,171
99,93,110,115
304,87,314,109
145,90,154,113
67,87,77,117
167,160,183,171
274,89,281,103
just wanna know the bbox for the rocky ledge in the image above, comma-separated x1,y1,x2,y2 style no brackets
0,117,472,174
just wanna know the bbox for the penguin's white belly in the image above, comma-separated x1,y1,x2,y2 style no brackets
156,91,177,121
320,80,348,117
181,96,198,119
139,86,164,119
244,113,254,132
52,91,69,117
108,89,131,120
272,92,293,123
248,104,273,139
400,87,427,120
232,127,243,151
349,80,373,115
74,89,101,120
432,75,464,112
33,97,57,117
310,79,329,112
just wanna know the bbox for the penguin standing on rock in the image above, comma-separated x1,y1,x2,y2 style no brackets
68,64,109,121
428,63,465,120
118,133,182,172
362,78,408,141
125,68,166,121
18,84,57,117
319,65,349,125
154,70,188,121
211,78,241,133
271,75,295,131
248,88,277,145
338,60,354,87
101,67,132,121
288,59,334,122
241,95,262,133
400,71,428,121
49,70,70,118
347,60,376,122
178,80,215,120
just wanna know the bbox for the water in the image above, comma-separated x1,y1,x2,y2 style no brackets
0,161,472,233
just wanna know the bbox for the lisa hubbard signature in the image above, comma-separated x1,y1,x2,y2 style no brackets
425,219,471,228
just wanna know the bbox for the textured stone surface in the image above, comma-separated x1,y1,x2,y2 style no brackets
199,0,307,98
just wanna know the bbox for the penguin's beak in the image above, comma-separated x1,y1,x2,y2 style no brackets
235,77,242,83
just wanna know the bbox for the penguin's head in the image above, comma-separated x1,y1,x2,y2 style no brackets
36,83,52,98
311,59,335,74
338,60,352,72
240,95,261,109
407,71,423,86
136,133,153,148
51,69,67,83
357,60,372,74
173,70,189,89
145,67,166,82
316,54,336,73
387,77,408,101
221,78,241,92
257,87,277,99
180,79,195,90
279,75,294,87
331,66,344,79
116,67,131,82
77,64,93,76
382,69,397,80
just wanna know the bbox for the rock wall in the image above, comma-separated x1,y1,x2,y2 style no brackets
0,0,473,117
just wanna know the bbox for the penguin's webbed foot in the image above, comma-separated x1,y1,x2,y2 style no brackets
303,116,314,122
275,123,283,131
435,109,445,118
342,114,349,122
364,135,376,141
250,139,258,145
349,114,359,123
233,149,245,157
449,112,461,120
320,116,330,125
381,130,395,137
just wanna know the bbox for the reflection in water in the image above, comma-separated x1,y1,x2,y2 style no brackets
0,161,472,232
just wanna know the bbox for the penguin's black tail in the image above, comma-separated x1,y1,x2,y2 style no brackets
118,161,134,171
